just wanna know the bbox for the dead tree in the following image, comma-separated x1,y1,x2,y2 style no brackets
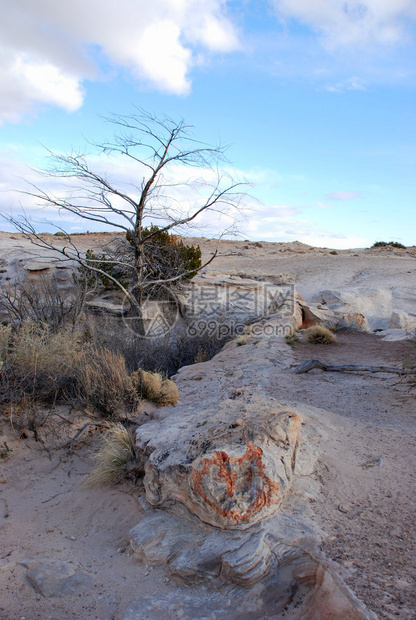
4,109,247,335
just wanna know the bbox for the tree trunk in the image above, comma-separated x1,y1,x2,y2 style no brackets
129,297,146,337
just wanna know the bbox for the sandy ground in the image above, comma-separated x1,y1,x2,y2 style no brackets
269,333,416,620
0,233,416,619
1,333,414,620
0,414,174,620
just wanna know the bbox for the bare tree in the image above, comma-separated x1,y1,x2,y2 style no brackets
4,109,246,335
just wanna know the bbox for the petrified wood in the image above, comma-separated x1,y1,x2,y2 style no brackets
135,393,301,529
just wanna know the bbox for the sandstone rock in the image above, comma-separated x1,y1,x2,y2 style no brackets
123,548,376,619
390,310,416,331
129,503,314,589
24,261,54,272
310,287,416,331
22,558,93,598
305,304,370,332
380,328,414,341
186,273,298,326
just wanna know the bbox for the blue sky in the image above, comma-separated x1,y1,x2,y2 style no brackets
0,0,415,248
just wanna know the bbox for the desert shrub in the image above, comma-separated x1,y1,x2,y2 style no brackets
0,324,11,362
131,369,179,406
127,225,202,282
305,325,336,345
2,320,82,403
87,314,230,377
0,275,89,331
285,330,300,347
76,348,138,419
372,241,406,249
82,423,141,487
0,275,89,332
169,329,230,374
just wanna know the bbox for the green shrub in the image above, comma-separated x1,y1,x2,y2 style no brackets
372,241,406,249
127,225,202,281
305,325,336,345
76,249,127,289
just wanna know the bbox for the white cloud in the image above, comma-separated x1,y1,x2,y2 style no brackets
270,0,416,48
0,0,239,123
12,56,84,112
325,190,361,201
323,76,367,93
242,208,370,248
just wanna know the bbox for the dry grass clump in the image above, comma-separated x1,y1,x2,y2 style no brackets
285,329,300,347
3,320,81,401
305,325,336,345
132,369,179,406
0,324,11,363
0,319,181,421
194,347,209,363
76,348,138,419
82,423,141,487
235,335,247,346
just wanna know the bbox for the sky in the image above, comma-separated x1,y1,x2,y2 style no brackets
0,0,415,248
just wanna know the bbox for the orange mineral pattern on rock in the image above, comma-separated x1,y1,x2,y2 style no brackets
191,440,281,525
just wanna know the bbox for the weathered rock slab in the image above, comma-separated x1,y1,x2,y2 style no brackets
310,287,416,331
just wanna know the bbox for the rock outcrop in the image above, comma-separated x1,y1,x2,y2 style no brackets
311,287,416,333
127,327,377,619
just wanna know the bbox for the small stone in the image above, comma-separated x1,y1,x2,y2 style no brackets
25,559,93,598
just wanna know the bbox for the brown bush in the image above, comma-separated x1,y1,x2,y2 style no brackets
132,369,179,406
76,348,138,419
305,325,336,345
2,320,81,403
0,324,11,363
